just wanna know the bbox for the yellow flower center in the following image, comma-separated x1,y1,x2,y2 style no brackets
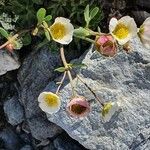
113,23,129,39
44,94,59,107
50,23,66,40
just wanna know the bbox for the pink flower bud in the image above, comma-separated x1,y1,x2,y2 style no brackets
5,43,14,53
67,96,90,118
95,35,117,57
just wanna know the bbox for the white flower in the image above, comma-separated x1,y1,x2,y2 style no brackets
109,16,137,45
49,17,74,44
138,17,150,49
38,92,61,114
102,101,120,122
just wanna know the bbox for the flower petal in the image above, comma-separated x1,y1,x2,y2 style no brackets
141,25,150,41
141,38,150,49
102,101,120,122
139,17,150,48
55,17,71,23
54,23,74,44
143,17,150,26
49,17,74,45
119,16,137,42
110,16,137,45
117,36,131,45
109,17,118,33
38,92,61,114
54,34,73,45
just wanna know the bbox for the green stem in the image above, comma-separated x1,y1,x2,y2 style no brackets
77,75,104,107
74,35,95,43
56,71,67,95
87,29,101,36
0,34,19,50
0,29,31,50
60,47,76,97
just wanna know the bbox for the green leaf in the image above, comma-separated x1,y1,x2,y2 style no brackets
69,63,87,69
44,29,51,41
55,67,66,72
44,15,52,22
13,39,23,50
74,27,90,37
90,7,99,20
84,5,90,26
37,8,46,24
0,27,9,39
22,33,31,46
32,0,43,5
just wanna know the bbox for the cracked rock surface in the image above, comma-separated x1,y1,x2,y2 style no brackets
17,47,63,140
45,38,150,150
0,50,20,75
4,96,24,126
16,46,85,145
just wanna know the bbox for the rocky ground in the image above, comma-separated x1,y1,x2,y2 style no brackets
46,38,150,150
0,46,88,150
0,0,150,150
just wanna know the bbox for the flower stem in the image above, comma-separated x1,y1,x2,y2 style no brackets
87,29,101,36
60,47,76,97
77,75,104,107
0,29,31,50
0,34,19,50
73,35,95,43
56,71,67,95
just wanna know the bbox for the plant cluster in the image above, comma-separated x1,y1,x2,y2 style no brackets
0,4,150,122
0,0,103,51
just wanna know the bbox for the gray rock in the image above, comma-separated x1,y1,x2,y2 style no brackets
17,47,63,140
0,128,21,150
19,133,32,145
20,145,33,150
42,141,56,150
4,96,24,125
45,38,150,150
53,133,86,150
0,50,20,75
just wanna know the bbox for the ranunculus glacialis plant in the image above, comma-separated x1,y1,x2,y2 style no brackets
38,92,61,114
109,16,137,45
49,17,74,45
138,17,150,49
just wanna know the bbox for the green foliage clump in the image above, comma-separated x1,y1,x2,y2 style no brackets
0,0,103,30
47,0,103,28
0,0,103,51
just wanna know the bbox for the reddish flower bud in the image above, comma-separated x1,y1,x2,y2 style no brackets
95,35,117,57
67,96,90,118
5,43,14,53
